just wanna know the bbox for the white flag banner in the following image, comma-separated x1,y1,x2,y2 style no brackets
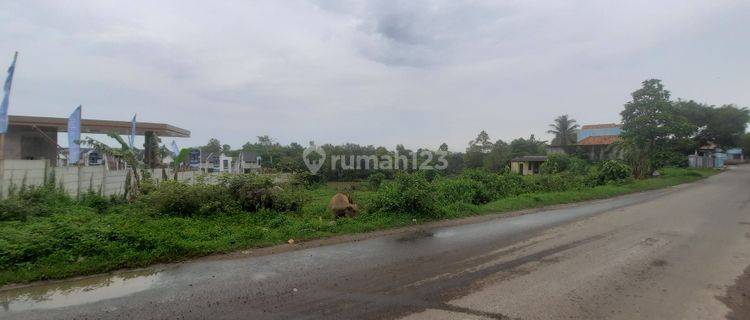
67,105,82,164
0,52,18,134
171,140,179,156
129,114,136,148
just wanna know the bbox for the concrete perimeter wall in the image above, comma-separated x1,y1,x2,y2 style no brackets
0,160,288,199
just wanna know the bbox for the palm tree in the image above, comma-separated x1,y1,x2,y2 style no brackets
547,115,579,147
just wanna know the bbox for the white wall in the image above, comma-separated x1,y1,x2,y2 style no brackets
0,160,288,199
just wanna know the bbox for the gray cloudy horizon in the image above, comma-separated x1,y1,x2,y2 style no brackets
1,0,748,151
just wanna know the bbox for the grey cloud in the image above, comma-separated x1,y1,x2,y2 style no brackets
0,0,747,151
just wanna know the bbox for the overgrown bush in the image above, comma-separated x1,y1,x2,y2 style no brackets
0,184,72,221
269,187,310,212
539,154,571,174
370,172,442,217
598,160,632,183
652,151,688,168
540,154,590,175
434,177,490,205
567,157,590,175
13,184,72,207
292,171,324,188
0,198,30,221
219,174,274,211
79,192,125,214
460,169,526,199
142,174,309,216
367,172,386,190
522,173,598,193
141,180,239,217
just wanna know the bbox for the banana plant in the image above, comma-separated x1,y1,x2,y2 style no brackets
82,133,142,199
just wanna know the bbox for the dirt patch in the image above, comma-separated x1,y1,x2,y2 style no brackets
718,264,750,320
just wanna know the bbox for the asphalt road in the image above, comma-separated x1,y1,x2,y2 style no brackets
2,166,750,320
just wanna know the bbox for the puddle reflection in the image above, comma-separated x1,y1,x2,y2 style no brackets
0,269,161,313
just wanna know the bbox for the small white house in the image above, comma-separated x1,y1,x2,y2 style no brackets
218,154,233,172
235,151,261,173
199,153,233,173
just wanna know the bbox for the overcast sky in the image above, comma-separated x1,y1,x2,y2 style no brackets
1,0,748,150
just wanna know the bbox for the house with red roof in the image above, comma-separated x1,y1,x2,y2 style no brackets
576,123,623,161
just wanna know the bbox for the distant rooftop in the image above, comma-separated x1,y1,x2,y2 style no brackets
577,135,621,146
580,123,621,130
578,123,622,143
8,115,190,138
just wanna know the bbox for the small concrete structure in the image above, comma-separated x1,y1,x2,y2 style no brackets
510,155,547,175
0,115,190,165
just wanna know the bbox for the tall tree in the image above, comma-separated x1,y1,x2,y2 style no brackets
468,130,493,153
464,131,493,169
202,138,222,156
701,105,749,148
483,139,511,171
509,134,547,158
620,79,692,177
673,100,750,148
547,115,579,146
439,142,449,152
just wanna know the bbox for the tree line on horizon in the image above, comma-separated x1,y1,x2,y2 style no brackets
179,79,749,180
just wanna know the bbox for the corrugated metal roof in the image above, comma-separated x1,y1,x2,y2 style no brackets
577,135,621,145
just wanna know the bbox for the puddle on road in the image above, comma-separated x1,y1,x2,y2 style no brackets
0,269,161,313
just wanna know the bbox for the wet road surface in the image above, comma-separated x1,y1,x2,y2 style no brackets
2,167,749,319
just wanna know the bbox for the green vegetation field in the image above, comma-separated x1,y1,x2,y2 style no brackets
0,165,716,286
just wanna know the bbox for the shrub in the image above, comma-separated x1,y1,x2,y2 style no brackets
367,172,386,190
0,198,30,221
369,172,442,217
652,151,688,168
0,185,73,221
269,186,309,212
219,174,273,211
461,169,501,198
539,154,571,174
141,180,201,216
15,184,72,207
78,191,125,214
141,181,239,217
567,157,590,175
292,171,324,188
434,177,490,205
493,174,526,198
598,160,632,183
540,154,590,175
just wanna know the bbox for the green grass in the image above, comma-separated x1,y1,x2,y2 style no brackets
477,167,715,214
0,168,717,286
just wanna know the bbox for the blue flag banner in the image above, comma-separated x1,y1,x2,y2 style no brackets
67,105,82,164
0,52,19,134
129,114,136,148
171,140,179,156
